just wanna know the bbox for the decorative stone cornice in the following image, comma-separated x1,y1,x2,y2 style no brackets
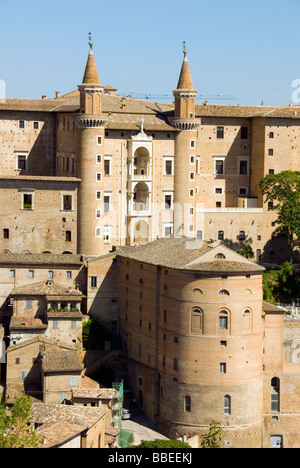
75,114,108,129
168,117,201,131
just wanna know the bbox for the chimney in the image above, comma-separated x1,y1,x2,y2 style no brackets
55,91,60,99
42,95,47,100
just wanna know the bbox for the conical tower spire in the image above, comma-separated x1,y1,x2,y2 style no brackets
177,42,194,90
82,33,100,85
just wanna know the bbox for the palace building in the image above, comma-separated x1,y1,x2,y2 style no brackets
0,38,300,448
0,39,299,261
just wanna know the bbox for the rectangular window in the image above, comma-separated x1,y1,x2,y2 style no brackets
91,276,97,288
173,359,178,371
190,140,195,148
241,127,248,139
268,149,274,156
239,161,248,175
70,377,77,386
48,271,54,279
96,154,102,164
96,209,101,219
26,299,32,309
23,193,33,209
104,159,111,176
104,195,111,212
63,195,72,211
95,227,101,237
220,363,227,373
219,316,228,330
96,172,102,182
164,194,172,210
215,187,223,194
165,160,173,176
164,226,172,237
66,230,72,242
217,126,224,139
19,120,25,129
96,191,101,200
215,160,224,175
10,269,15,278
103,229,110,243
67,271,72,279
28,270,34,278
97,136,102,145
3,229,9,239
17,155,27,170
269,132,274,139
71,157,75,173
52,320,58,329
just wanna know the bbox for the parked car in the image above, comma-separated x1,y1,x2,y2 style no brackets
122,409,131,420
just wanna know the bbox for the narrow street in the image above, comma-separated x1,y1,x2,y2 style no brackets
121,407,169,446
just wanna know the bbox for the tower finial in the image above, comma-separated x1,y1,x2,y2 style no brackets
89,32,93,52
183,41,187,59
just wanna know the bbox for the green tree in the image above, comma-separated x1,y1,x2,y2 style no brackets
130,439,191,448
82,319,112,350
259,171,300,263
234,245,255,259
0,394,41,448
200,422,223,448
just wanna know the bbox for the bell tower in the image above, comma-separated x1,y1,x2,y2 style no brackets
170,43,201,238
75,34,108,256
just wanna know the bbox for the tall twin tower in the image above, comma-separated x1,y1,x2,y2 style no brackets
75,37,201,256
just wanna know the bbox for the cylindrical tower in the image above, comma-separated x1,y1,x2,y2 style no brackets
170,45,201,238
75,36,108,256
158,266,264,448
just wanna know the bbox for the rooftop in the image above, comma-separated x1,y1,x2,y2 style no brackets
31,403,107,428
42,350,83,373
116,236,265,273
11,280,83,300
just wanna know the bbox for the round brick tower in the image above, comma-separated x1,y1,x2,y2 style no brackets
75,35,108,256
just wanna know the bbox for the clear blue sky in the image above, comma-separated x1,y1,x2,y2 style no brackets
1,0,300,106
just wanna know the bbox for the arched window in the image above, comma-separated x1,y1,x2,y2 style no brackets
242,308,252,333
219,289,230,296
271,377,280,412
215,253,226,259
219,311,228,330
191,308,203,334
224,395,231,414
218,231,224,241
184,395,191,412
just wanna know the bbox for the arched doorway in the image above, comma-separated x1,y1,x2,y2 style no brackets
134,220,149,244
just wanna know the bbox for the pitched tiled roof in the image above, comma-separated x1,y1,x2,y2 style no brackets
0,252,83,266
11,280,83,299
72,388,116,400
116,236,265,273
10,317,47,330
37,421,86,448
42,350,83,373
31,403,107,428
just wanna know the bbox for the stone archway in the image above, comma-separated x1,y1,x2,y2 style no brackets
134,220,149,244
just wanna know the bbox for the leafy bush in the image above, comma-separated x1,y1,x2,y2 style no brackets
130,439,191,448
